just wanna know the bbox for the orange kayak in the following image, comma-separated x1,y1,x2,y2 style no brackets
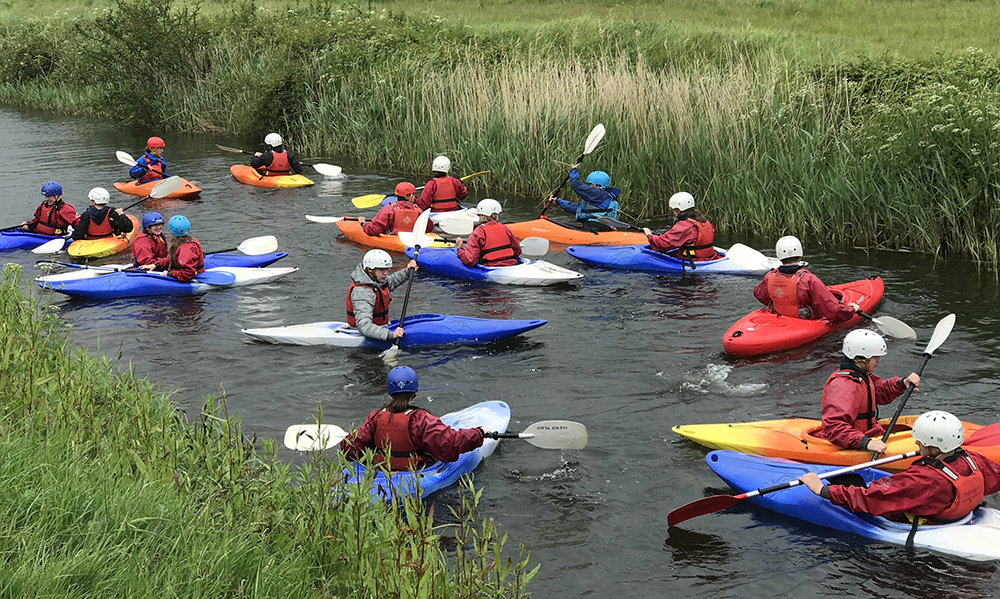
230,165,313,188
335,219,454,252
506,218,646,246
673,415,1000,471
67,215,141,258
113,178,201,199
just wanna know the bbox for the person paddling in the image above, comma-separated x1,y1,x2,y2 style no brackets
71,187,133,241
132,212,169,271
340,366,490,470
415,155,468,213
129,137,171,182
641,192,719,262
814,330,921,454
454,199,522,267
545,164,621,231
166,215,204,283
358,182,435,237
250,133,303,177
753,235,860,321
347,249,417,343
22,181,78,236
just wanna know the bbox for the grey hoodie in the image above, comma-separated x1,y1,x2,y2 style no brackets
348,262,412,341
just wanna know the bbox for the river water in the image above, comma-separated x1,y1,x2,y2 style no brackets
2,107,998,598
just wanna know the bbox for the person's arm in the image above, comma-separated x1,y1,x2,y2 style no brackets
339,412,378,462
132,237,155,267
361,207,391,236
456,226,485,266
249,152,271,170
825,469,951,518
453,177,469,201
385,267,412,291
168,243,200,283
129,159,147,180
409,410,485,464
158,157,171,178
71,213,89,240
507,227,522,258
753,273,773,306
819,377,871,450
415,180,435,211
802,273,858,323
111,211,134,234
58,204,79,229
569,168,611,207
287,152,303,175
646,221,696,253
871,373,909,406
349,287,394,341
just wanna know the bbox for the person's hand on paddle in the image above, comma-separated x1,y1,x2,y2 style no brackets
454,237,464,251
392,327,404,339
865,438,888,454
20,221,28,230
570,162,581,170
545,195,557,207
357,217,366,225
849,302,861,312
642,227,654,238
799,473,825,495
139,263,158,271
407,259,418,271
254,151,263,157
901,372,920,390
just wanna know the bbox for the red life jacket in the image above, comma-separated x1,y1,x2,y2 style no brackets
919,450,986,522
767,268,809,317
139,158,165,182
346,282,391,326
132,232,168,266
373,408,426,471
822,369,878,432
389,202,421,234
264,150,291,176
679,219,717,261
479,221,516,264
426,177,459,211
85,208,115,239
34,201,67,235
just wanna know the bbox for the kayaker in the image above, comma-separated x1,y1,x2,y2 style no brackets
166,215,204,283
753,235,860,321
415,155,468,213
641,192,719,262
132,212,169,271
358,182,435,236
129,136,171,182
454,199,522,267
72,187,133,241
22,181,79,235
347,249,417,342
814,330,921,454
801,410,1000,528
250,133,303,177
544,164,621,231
339,366,489,471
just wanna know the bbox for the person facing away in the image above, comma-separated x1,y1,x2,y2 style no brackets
545,164,621,230
165,215,204,283
129,136,171,182
752,235,859,321
359,182,435,237
250,133,303,177
454,199,522,267
415,155,468,213
22,181,78,236
339,366,489,471
72,187,133,241
641,192,719,261
132,212,169,271
801,411,1000,527
346,249,417,342
814,330,921,454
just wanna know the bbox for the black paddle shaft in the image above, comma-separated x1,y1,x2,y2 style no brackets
540,150,587,217
874,352,932,458
392,246,420,347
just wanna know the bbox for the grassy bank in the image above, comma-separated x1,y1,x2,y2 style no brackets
0,263,535,597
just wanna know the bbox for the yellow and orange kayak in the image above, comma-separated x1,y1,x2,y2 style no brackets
67,215,141,258
113,177,201,199
230,165,313,188
335,219,454,252
506,218,646,246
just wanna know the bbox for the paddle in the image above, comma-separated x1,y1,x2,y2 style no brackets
214,144,342,177
205,235,278,256
192,270,238,285
380,209,434,363
351,171,492,209
858,312,917,340
596,215,640,230
305,215,353,224
284,424,351,451
436,215,476,236
873,313,956,459
721,243,778,272
115,149,172,178
966,422,1000,447
667,450,920,526
520,237,550,256
540,124,606,217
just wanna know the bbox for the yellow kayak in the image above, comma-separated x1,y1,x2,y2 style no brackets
230,165,313,188
68,215,141,258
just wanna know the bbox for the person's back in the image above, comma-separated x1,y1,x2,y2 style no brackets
72,188,132,241
361,183,434,236
642,192,718,261
166,215,204,282
415,155,467,212
752,235,857,322
547,166,620,225
249,133,303,176
455,199,521,267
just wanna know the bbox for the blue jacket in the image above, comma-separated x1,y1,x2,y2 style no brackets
555,168,620,222
129,152,170,180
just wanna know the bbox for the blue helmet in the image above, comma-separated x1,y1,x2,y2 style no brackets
41,181,62,196
386,366,418,395
167,215,191,236
141,212,165,229
586,171,610,187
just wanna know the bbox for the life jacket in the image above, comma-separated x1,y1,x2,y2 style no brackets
170,238,206,274
373,408,429,471
34,200,67,235
823,369,878,431
479,220,516,264
264,150,291,176
139,155,165,182
85,208,114,239
577,188,621,221
346,282,391,326
389,202,421,234
679,220,717,261
767,268,810,317
918,450,986,522
427,177,459,211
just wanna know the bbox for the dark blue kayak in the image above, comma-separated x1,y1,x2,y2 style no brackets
204,252,287,268
404,247,582,285
566,244,769,274
39,266,297,300
0,230,69,251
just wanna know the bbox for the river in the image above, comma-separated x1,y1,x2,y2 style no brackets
1,107,998,598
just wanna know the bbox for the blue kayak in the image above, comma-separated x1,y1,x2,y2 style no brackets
404,247,582,286
0,230,69,252
566,244,774,274
705,450,1000,561
39,266,297,300
203,252,287,268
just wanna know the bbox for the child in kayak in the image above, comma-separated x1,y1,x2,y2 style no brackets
454,199,522,267
129,136,171,182
22,181,78,235
641,192,719,262
340,366,489,471
346,249,417,342
753,235,860,321
415,155,468,213
132,212,169,271
545,164,621,231
358,182,435,236
250,133,303,177
814,330,921,454
72,188,133,241
166,215,204,283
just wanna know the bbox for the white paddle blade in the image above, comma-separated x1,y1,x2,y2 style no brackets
116,150,138,166
584,123,606,154
522,420,588,450
437,216,475,236
926,313,956,356
724,243,776,272
305,215,344,223
312,163,343,178
398,209,434,249
283,424,349,451
871,316,917,340
149,176,184,198
31,237,68,254
236,235,279,255
380,344,402,365
520,237,549,256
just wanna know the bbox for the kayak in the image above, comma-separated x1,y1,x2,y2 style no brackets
705,450,1000,561
230,165,314,188
39,266,297,300
404,247,583,286
0,230,70,252
344,401,509,502
566,244,780,274
113,177,201,199
506,218,647,246
241,313,547,350
673,415,1000,471
35,252,289,284
67,215,141,259
335,219,454,252
723,276,885,357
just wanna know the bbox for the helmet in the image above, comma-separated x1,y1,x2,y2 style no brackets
586,170,611,187
167,215,191,237
476,198,503,216
912,410,964,452
842,329,887,360
41,181,62,196
432,155,451,173
264,133,282,147
775,235,804,260
395,181,417,197
386,366,418,395
88,187,110,205
362,249,392,269
141,211,165,228
669,191,696,211
146,136,165,149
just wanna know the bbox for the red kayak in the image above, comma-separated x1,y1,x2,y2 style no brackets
723,276,885,357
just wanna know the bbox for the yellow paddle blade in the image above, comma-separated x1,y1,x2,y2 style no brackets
352,193,387,209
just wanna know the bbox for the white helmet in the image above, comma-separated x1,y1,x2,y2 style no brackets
668,191,695,212
432,155,451,173
477,198,503,216
264,132,282,147
775,235,803,260
842,329,887,360
88,187,110,205
912,410,964,453
362,249,392,269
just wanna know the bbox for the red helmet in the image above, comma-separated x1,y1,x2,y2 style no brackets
395,182,416,197
146,136,165,149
